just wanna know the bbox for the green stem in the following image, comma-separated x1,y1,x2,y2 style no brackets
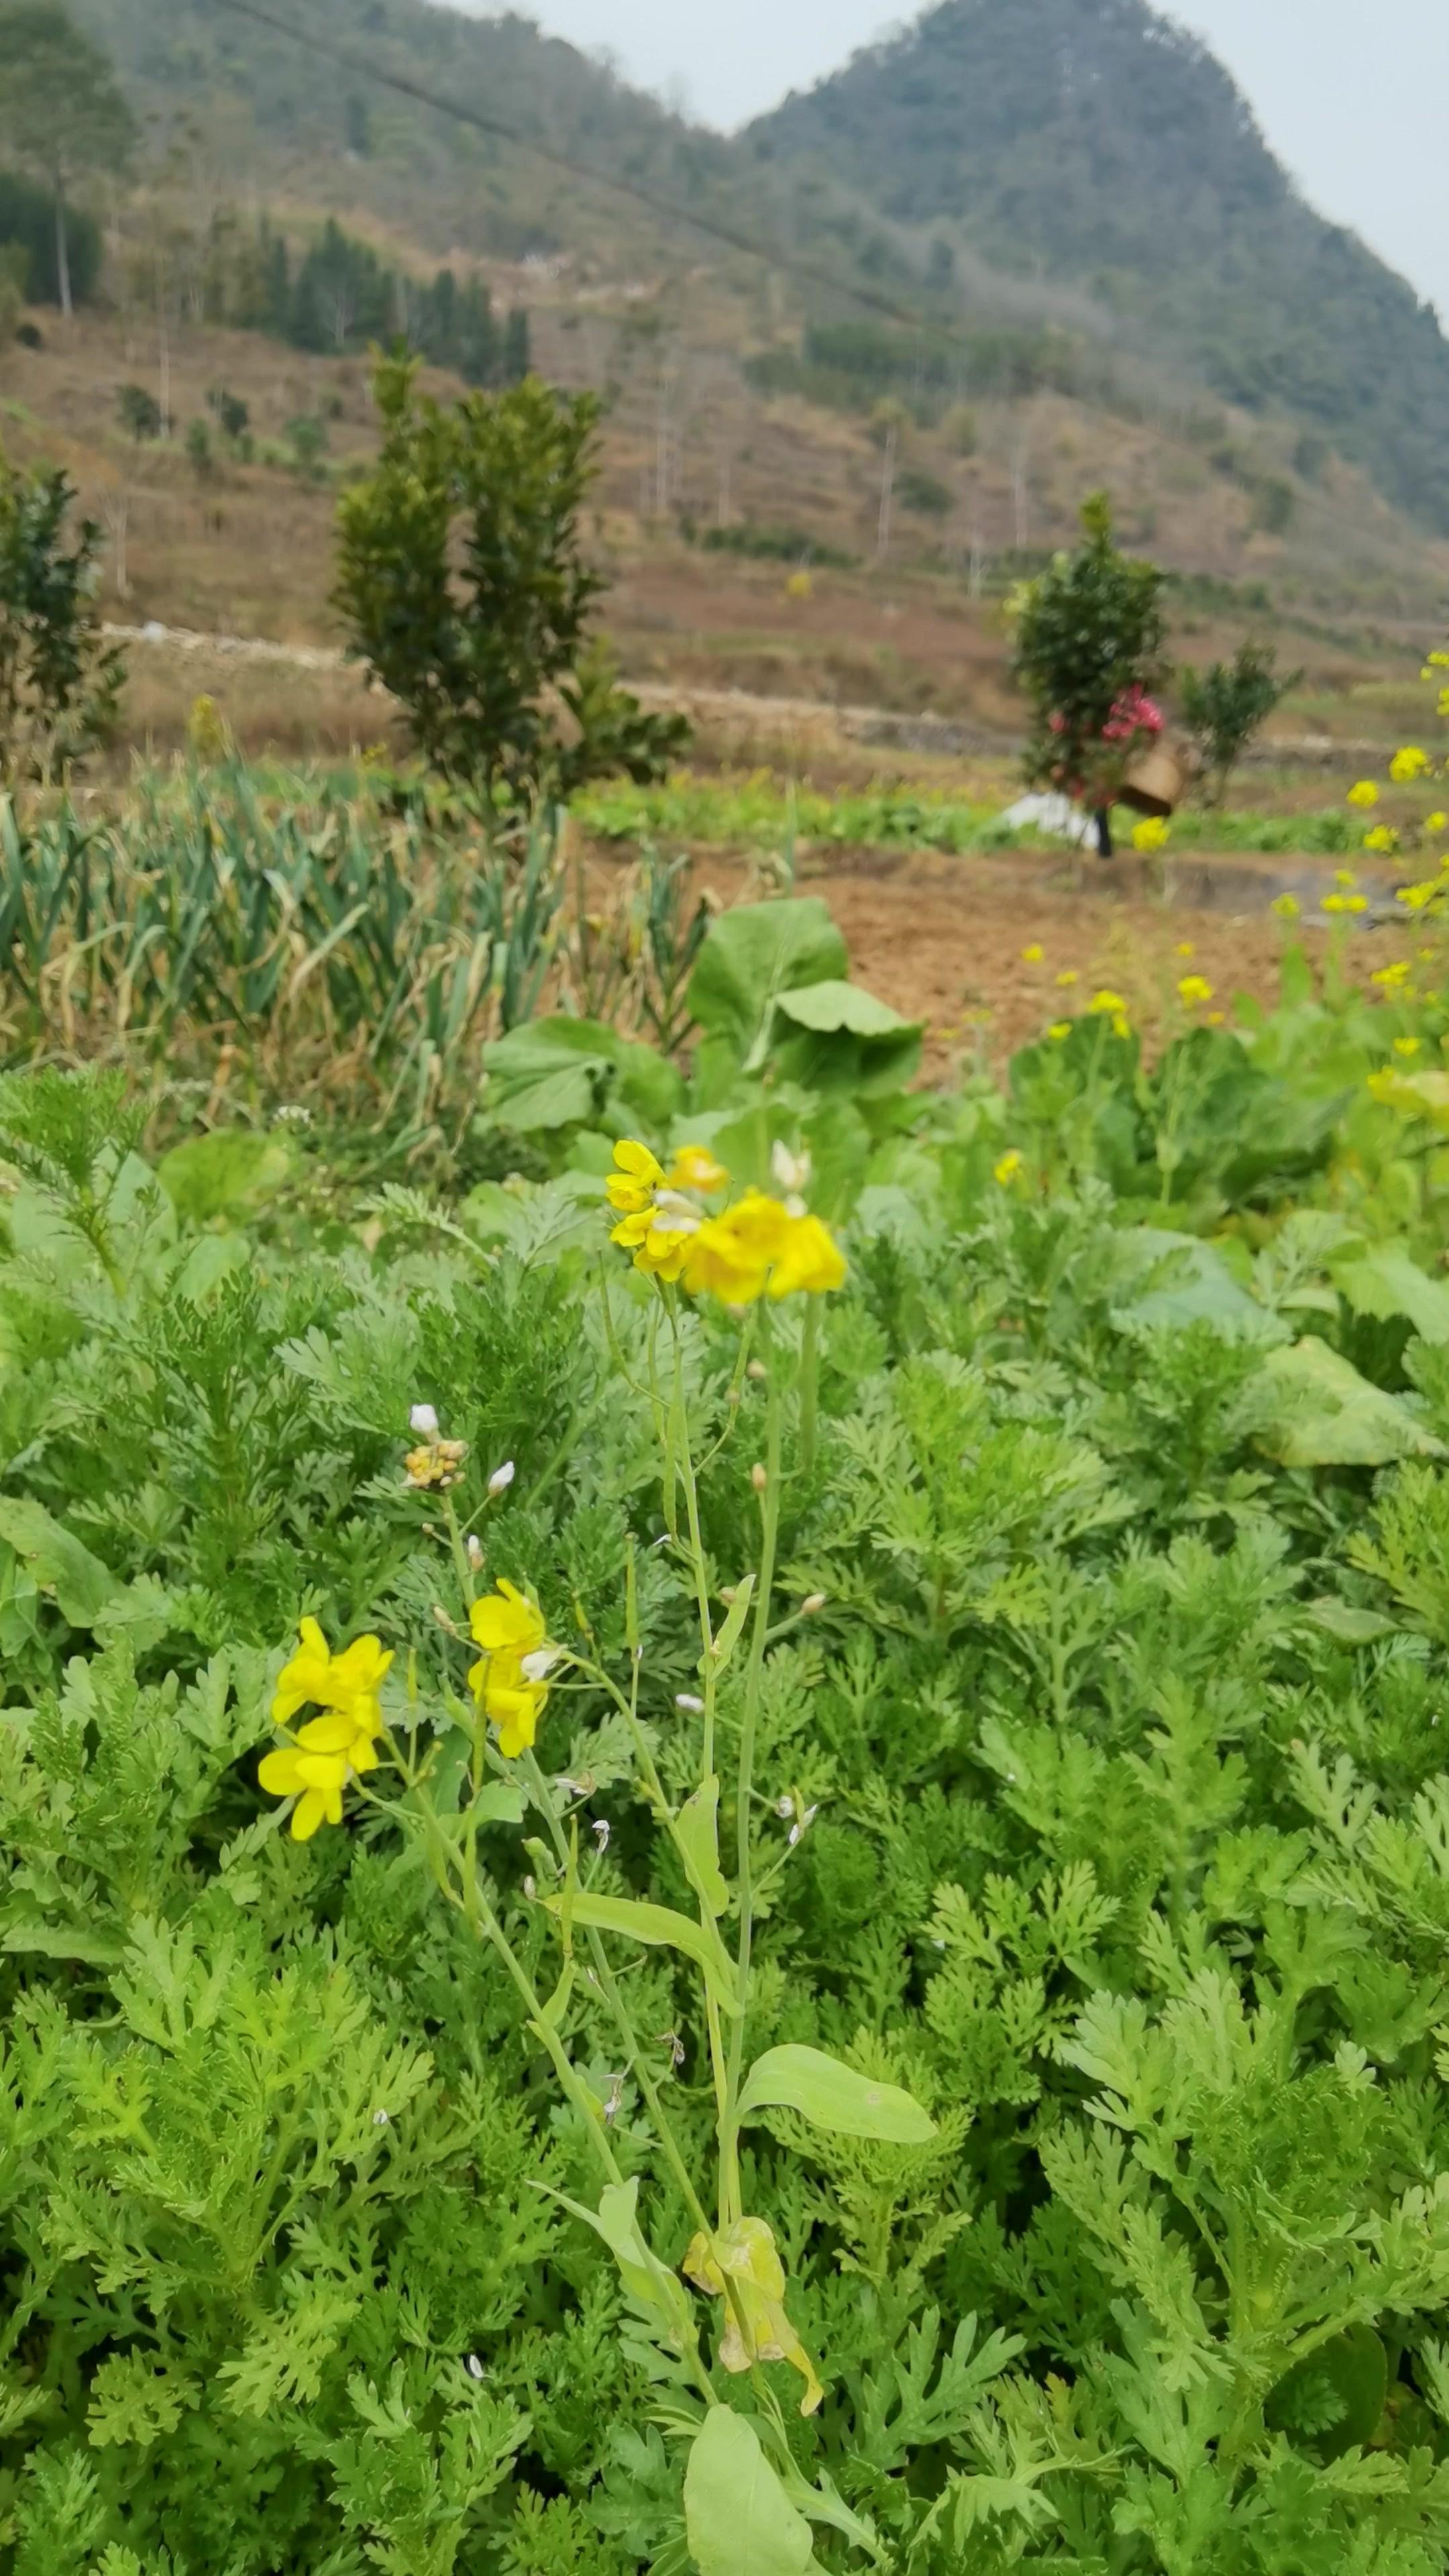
424,1808,623,2192
720,1329,783,2226
518,1746,714,2240
799,1295,819,1481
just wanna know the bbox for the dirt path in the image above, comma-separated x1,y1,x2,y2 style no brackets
682,844,1396,1074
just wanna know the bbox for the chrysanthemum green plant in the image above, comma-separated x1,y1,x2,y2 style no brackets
254,1138,930,2568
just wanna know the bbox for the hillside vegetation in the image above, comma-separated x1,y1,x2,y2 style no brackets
751,0,1449,533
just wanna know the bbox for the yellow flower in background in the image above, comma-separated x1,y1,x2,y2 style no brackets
1429,813,1448,834
1323,893,1368,914
1207,1011,1226,1026
1363,827,1399,856
1271,893,1301,921
1048,1020,1072,1042
1132,817,1171,855
994,1149,1024,1185
667,1144,729,1195
1177,975,1215,1007
1175,942,1195,959
1334,869,1359,888
682,1191,792,1305
469,1579,554,1760
1372,961,1412,989
769,1213,848,1298
1055,969,1080,988
1021,943,1044,963
684,2217,824,2417
1395,1036,1423,1057
1347,782,1379,810
1391,747,1433,784
1088,989,1128,1017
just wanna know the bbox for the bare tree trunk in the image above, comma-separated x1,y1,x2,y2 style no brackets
101,489,130,599
876,423,897,564
54,180,72,321
157,254,171,440
1011,429,1030,551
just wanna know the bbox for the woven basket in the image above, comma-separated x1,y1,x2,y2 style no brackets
1119,744,1186,819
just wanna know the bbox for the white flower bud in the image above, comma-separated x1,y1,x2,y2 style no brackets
802,1593,827,1616
751,1463,768,1494
410,1403,440,1439
523,1874,537,1900
593,1819,610,1853
521,1648,559,1682
467,1534,485,1571
488,1460,517,1496
747,1359,767,1383
776,1795,795,1819
676,1693,705,1713
372,2108,390,2127
466,2353,485,2381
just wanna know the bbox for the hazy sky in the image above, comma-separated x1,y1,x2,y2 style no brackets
486,0,1449,315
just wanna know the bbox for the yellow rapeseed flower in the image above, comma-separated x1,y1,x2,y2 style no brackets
1175,942,1195,959
1347,782,1379,811
1322,893,1368,914
469,1579,554,1760
1395,1036,1423,1057
1132,817,1170,855
1089,989,1128,1016
1363,827,1399,856
1021,943,1044,963
1049,1020,1072,1042
1372,961,1412,989
1391,747,1434,784
261,1621,393,1841
682,1190,792,1305
1055,969,1080,989
667,1144,729,1195
1271,893,1301,921
606,1138,665,1216
994,1148,1024,1185
1177,975,1214,1007
768,1213,847,1298
1428,813,1448,834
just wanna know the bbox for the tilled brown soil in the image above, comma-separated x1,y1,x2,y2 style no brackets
659,843,1411,1077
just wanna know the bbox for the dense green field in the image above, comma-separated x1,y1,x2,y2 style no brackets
7,819,1449,2571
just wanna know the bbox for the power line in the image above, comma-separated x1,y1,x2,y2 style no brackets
207,0,960,347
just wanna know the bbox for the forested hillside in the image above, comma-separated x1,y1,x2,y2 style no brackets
750,0,1449,532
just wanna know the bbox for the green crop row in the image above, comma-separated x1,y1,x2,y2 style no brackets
4,883,1449,2571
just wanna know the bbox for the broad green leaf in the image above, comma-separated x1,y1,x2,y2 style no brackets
1250,1339,1447,1468
684,2409,819,2576
767,979,924,1097
546,2177,694,2343
1267,2326,1388,2459
482,1017,680,1134
1333,1243,1449,1345
737,2045,936,2144
1112,1229,1271,1337
541,1890,741,2015
158,1129,292,1225
0,1499,117,1626
677,1778,728,1918
473,1780,525,1827
688,900,847,1058
1306,1598,1400,1646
